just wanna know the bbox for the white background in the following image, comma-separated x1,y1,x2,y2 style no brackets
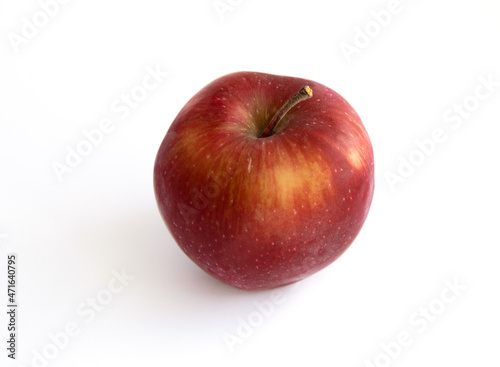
1,0,499,366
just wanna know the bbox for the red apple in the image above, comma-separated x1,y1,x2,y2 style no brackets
154,71,374,290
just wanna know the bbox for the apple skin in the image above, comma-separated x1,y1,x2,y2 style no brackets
154,71,374,290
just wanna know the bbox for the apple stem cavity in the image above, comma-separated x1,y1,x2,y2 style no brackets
259,86,313,138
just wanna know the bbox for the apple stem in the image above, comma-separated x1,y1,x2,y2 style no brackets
259,86,313,138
